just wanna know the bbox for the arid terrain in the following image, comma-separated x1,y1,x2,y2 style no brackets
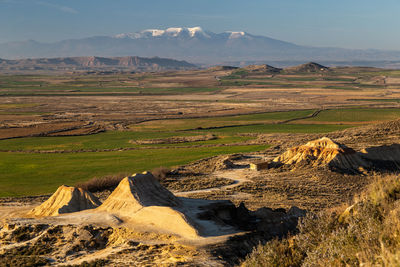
1,63,400,266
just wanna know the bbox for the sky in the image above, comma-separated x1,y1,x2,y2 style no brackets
0,0,399,50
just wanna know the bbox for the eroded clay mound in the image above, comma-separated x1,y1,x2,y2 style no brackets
273,137,370,172
28,186,101,217
96,172,199,238
97,171,180,214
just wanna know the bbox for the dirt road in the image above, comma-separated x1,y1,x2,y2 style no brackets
174,169,252,197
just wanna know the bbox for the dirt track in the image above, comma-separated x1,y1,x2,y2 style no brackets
174,169,252,196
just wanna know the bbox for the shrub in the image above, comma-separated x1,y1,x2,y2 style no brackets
75,172,130,192
151,166,171,181
242,238,304,267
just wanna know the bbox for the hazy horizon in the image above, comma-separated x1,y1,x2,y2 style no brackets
1,0,399,50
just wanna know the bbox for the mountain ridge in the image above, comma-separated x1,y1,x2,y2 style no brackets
1,26,400,64
0,55,197,72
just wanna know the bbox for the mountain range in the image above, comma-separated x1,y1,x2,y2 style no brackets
1,27,400,65
0,56,196,73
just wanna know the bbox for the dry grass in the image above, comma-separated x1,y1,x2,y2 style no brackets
242,174,400,267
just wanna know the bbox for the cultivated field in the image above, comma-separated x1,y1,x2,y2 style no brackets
2,63,400,265
1,64,400,197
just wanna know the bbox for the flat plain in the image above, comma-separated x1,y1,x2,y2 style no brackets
1,64,400,197
2,64,400,266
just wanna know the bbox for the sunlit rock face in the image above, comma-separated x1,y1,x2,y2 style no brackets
273,137,370,173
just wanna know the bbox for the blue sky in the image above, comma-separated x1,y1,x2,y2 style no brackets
1,0,399,50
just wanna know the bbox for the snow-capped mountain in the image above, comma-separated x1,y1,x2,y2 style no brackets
115,27,213,39
1,26,400,64
114,27,256,41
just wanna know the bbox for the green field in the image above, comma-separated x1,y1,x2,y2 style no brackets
304,108,400,123
2,106,397,197
200,123,353,134
131,110,316,131
0,145,268,197
0,131,252,151
0,107,368,197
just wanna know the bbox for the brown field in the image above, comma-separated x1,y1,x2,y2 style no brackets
1,66,400,139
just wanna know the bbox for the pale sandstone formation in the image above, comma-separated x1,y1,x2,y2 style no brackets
273,137,370,172
97,171,180,213
28,185,101,217
96,172,200,239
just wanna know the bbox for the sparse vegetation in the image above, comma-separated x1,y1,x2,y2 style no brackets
75,172,130,192
151,166,171,181
242,174,400,267
0,253,49,266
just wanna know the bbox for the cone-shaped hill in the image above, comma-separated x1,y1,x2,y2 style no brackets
28,186,101,217
97,171,181,214
96,172,200,238
272,137,370,173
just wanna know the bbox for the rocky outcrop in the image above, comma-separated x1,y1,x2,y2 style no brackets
272,137,370,173
28,186,101,217
271,137,400,173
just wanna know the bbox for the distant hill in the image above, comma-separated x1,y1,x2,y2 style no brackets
0,56,197,72
225,62,330,76
284,62,329,73
207,66,239,71
2,27,400,65
243,64,282,73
